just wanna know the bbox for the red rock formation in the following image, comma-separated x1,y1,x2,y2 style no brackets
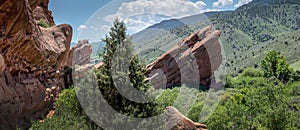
165,106,208,130
0,0,72,129
146,26,222,89
32,0,55,26
71,39,92,66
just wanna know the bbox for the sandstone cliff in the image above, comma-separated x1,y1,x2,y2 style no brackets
146,26,222,89
0,0,72,129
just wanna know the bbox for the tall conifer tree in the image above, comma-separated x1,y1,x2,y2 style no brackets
97,18,157,118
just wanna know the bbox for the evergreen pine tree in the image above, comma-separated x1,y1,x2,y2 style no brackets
96,18,158,118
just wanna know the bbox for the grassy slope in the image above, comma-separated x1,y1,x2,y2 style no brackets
206,1,300,75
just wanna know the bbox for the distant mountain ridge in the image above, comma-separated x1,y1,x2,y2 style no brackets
251,0,300,4
137,11,231,31
131,11,231,58
91,11,231,57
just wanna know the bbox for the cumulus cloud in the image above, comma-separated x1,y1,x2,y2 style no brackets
77,24,88,31
212,0,233,8
234,0,253,8
115,0,206,19
103,0,207,33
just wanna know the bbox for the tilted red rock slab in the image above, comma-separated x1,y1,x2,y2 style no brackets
146,26,222,89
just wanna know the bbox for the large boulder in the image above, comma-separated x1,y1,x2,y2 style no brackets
146,26,222,89
165,106,208,130
0,0,72,129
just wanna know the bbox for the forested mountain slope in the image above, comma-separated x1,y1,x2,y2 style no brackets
133,0,300,75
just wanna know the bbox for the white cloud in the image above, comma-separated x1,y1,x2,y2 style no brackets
205,8,222,12
103,15,119,23
77,24,88,31
234,0,253,8
100,25,111,31
89,26,100,31
117,0,206,19
102,0,207,34
212,0,233,8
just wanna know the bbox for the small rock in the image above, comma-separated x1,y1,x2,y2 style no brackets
46,88,51,92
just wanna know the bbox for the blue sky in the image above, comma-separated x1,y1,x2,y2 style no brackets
49,0,252,42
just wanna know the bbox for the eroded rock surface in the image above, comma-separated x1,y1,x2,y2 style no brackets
0,0,72,129
146,26,222,89
165,106,208,130
71,39,92,66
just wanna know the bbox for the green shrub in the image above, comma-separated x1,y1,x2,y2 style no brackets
37,19,50,28
187,102,204,122
206,82,295,129
240,68,264,77
154,88,179,112
225,75,233,88
261,50,293,83
30,88,101,130
54,88,81,115
291,70,300,81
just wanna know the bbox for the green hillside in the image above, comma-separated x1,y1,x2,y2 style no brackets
134,0,300,75
208,0,300,75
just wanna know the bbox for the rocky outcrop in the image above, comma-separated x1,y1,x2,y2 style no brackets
165,106,208,130
71,39,92,66
32,0,55,26
70,40,93,79
73,64,94,79
146,26,222,89
0,0,72,129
